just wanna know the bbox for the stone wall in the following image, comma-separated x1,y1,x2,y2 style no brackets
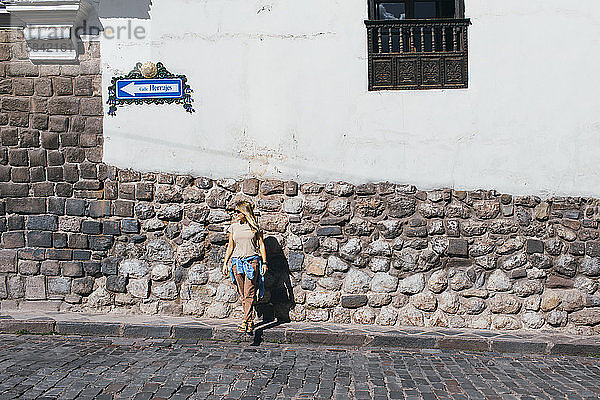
1,30,600,334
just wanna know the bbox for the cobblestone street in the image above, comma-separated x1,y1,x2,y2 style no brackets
0,334,599,400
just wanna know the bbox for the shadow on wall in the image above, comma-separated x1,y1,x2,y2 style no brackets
256,236,295,324
98,0,152,19
82,0,152,33
71,0,152,60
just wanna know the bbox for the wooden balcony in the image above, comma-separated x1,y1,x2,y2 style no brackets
365,18,471,90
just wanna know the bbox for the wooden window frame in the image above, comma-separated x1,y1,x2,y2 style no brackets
365,0,470,90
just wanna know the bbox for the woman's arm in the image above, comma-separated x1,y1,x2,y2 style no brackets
222,231,234,276
258,232,268,274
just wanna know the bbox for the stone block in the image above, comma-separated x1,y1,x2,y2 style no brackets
74,76,93,96
10,111,29,127
569,241,585,256
32,182,55,197
341,295,368,309
8,149,27,166
48,97,79,115
0,276,6,300
102,220,120,235
40,132,59,149
19,128,39,147
106,275,127,293
242,178,259,195
31,97,48,113
25,276,46,300
72,276,94,296
2,232,24,248
29,167,46,183
287,252,304,272
56,322,121,336
172,325,213,339
61,132,79,146
7,62,39,77
316,226,342,236
62,261,83,277
2,97,29,112
52,77,73,95
27,215,58,231
48,115,68,132
7,275,24,298
546,275,574,289
7,215,23,230
0,78,12,94
48,277,71,295
85,147,102,163
525,239,544,254
80,60,100,75
1,127,18,146
101,256,120,275
68,234,88,249
13,78,34,96
65,149,87,165
27,231,52,247
127,278,149,298
83,261,101,277
74,180,101,191
284,181,298,196
31,112,49,131
39,65,61,78
65,199,86,216
88,200,111,218
136,182,153,201
261,180,284,195
586,242,600,257
121,219,140,233
34,78,52,97
371,273,399,293
113,200,134,217
0,250,17,273
72,250,91,261
118,183,135,200
46,249,72,260
79,97,103,116
40,260,60,276
17,248,45,261
61,292,83,304
0,167,11,183
48,197,65,215
47,151,64,166
304,255,326,276
447,238,468,257
18,260,40,275
88,235,114,251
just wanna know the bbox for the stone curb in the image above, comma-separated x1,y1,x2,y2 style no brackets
1,317,600,357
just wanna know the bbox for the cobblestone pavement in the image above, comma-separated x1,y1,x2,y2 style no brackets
1,334,600,400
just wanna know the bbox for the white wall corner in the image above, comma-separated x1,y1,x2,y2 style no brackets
5,0,100,63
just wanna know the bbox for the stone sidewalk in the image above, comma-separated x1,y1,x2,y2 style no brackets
1,310,600,357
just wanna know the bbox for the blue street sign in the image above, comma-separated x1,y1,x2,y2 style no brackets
116,78,183,100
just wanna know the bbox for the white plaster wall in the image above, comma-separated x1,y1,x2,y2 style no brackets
101,0,600,198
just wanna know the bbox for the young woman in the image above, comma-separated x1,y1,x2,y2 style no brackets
222,201,268,334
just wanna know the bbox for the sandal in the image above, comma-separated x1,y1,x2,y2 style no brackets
237,321,247,332
245,321,254,334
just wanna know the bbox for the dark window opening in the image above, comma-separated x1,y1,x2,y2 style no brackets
370,0,463,20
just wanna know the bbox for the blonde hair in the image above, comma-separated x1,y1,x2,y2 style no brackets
235,201,261,235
